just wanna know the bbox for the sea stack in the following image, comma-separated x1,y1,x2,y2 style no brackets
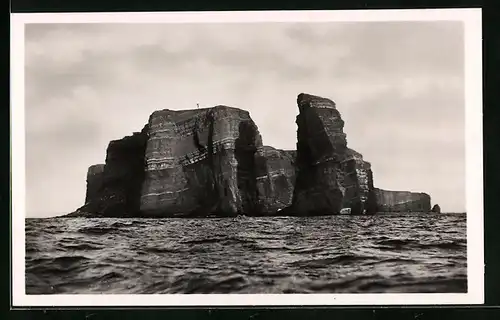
431,204,442,214
280,93,376,216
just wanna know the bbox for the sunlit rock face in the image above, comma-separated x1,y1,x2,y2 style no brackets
140,106,262,217
374,188,432,213
281,93,375,216
254,146,296,214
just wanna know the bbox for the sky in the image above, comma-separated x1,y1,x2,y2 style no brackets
24,21,465,217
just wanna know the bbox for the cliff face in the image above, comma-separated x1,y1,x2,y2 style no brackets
282,93,375,216
76,106,298,218
78,128,149,217
374,188,431,212
339,149,378,215
140,106,262,217
71,92,435,218
84,164,105,205
254,146,296,214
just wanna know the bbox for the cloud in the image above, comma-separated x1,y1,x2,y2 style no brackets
24,21,465,216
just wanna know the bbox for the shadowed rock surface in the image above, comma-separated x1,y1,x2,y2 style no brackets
280,93,376,216
74,128,149,217
84,164,105,205
254,146,296,214
138,106,262,217
68,93,434,218
431,204,442,214
374,188,432,213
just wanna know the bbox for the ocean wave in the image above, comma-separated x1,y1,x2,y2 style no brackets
375,239,466,250
168,273,250,294
290,254,376,268
420,241,466,250
26,255,91,275
77,226,120,235
141,246,181,254
181,236,257,245
60,242,104,251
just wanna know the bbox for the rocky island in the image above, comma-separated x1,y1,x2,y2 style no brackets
67,93,437,218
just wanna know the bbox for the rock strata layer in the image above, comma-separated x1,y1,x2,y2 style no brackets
139,106,264,217
70,93,435,218
78,127,149,217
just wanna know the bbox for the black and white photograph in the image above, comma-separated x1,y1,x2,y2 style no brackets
11,9,483,306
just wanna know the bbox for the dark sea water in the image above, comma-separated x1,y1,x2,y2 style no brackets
25,214,467,294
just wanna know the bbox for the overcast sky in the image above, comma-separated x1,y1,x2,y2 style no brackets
25,21,465,217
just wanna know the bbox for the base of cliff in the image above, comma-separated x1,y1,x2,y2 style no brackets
60,211,107,218
60,209,441,218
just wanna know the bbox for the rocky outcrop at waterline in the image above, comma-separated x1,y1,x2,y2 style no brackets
68,93,437,218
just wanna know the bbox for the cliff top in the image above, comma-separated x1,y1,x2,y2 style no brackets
345,148,363,159
374,188,430,197
150,105,248,118
146,105,253,126
260,146,296,158
109,131,148,147
87,164,105,176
